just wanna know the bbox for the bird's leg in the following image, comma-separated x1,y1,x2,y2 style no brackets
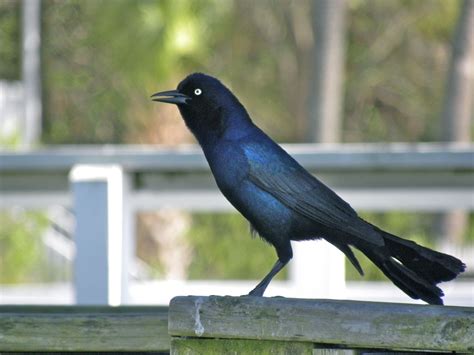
248,259,288,297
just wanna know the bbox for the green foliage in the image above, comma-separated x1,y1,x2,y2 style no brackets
186,213,286,280
345,0,460,142
0,210,49,283
0,131,22,148
0,0,465,144
22,0,463,144
41,0,233,144
0,0,20,80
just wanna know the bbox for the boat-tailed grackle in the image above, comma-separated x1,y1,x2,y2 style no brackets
151,73,465,305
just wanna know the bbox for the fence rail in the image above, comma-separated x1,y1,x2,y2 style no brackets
169,296,474,354
1,298,472,353
0,305,169,352
1,143,473,210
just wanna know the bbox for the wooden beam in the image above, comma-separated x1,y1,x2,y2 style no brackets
168,296,474,352
0,306,169,352
171,338,315,354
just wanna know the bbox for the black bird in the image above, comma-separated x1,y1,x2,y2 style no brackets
151,73,465,305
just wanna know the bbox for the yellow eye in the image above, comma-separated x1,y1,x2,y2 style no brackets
194,88,202,96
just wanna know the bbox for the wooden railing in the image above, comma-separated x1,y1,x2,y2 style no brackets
0,305,169,352
169,296,474,354
1,297,473,353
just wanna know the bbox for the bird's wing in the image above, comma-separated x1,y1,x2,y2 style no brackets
243,141,382,246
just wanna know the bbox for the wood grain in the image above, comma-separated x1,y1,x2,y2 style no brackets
0,306,169,352
168,296,474,352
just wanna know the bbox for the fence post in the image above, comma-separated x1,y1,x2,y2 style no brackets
70,165,131,305
121,171,133,304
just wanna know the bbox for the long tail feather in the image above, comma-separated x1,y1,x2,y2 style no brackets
357,224,465,305
379,227,466,283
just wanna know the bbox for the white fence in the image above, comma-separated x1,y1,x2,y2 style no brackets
1,143,473,305
0,81,23,142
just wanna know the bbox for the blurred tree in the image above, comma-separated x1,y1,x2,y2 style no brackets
0,210,48,283
441,0,474,141
37,0,466,145
344,0,460,142
436,0,473,248
22,0,43,147
309,0,346,143
41,0,232,144
0,0,21,80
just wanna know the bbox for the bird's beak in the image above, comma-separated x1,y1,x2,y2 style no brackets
151,90,190,105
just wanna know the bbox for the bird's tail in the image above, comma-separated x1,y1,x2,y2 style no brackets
358,225,466,305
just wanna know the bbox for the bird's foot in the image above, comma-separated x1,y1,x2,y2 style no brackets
246,287,265,297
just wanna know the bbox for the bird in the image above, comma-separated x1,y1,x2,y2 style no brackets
151,73,466,305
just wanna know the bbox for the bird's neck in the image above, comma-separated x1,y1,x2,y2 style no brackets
186,106,255,148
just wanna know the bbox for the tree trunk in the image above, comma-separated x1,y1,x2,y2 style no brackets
438,0,473,246
308,0,347,143
22,0,42,147
441,0,474,142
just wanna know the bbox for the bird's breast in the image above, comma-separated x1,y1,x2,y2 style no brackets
205,144,293,239
206,144,248,191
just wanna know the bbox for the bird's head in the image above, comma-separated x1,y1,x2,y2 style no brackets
151,73,252,142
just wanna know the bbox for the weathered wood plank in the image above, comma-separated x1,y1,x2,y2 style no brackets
313,349,355,355
168,296,474,352
0,306,169,352
171,338,314,355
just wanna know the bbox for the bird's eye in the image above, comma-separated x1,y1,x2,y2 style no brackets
194,88,202,96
